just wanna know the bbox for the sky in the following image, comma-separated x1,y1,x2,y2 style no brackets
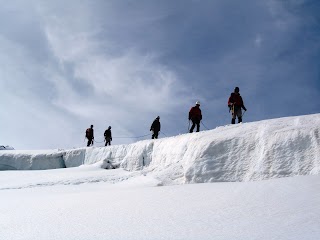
0,0,319,150
1,113,320,239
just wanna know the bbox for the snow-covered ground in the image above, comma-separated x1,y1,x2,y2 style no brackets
0,114,320,239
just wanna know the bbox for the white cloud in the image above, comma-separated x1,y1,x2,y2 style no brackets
73,52,178,110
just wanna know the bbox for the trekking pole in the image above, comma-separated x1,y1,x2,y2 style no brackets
201,121,210,130
188,120,190,132
160,131,167,137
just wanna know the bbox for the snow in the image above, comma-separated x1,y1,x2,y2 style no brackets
0,113,320,239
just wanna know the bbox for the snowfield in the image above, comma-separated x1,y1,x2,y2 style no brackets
0,114,320,239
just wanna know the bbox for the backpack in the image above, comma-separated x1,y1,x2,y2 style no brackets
85,128,91,138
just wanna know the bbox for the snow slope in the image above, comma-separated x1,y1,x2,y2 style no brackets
1,114,319,184
0,166,320,240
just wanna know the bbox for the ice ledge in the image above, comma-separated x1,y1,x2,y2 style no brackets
1,114,319,183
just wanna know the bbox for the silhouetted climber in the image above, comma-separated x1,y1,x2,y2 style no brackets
189,101,202,133
104,126,112,146
85,125,94,147
228,87,247,124
150,116,161,139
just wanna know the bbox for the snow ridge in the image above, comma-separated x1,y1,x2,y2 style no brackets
0,114,319,184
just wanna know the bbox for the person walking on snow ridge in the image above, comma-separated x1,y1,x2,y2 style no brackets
85,125,94,147
104,126,112,146
189,101,202,133
150,116,161,139
228,87,247,124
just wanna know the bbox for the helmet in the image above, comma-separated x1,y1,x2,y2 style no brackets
108,126,111,129
156,116,160,119
195,101,200,105
234,87,239,93
90,125,93,128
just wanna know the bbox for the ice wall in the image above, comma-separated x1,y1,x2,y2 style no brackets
1,114,319,183
0,150,65,170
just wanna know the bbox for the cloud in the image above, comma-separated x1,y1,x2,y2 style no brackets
0,0,319,149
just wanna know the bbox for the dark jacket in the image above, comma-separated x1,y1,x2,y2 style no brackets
150,119,161,132
104,129,112,139
228,92,246,110
189,105,202,121
86,128,94,139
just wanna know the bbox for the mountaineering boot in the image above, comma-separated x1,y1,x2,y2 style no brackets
238,117,242,123
231,119,235,124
